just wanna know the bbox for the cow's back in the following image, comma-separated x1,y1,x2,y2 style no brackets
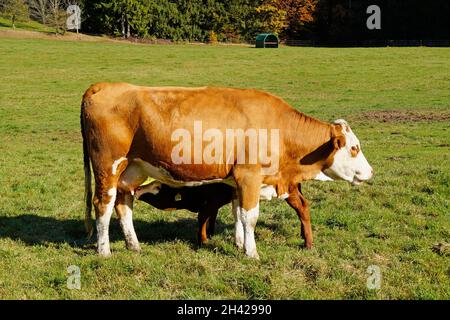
83,82,297,181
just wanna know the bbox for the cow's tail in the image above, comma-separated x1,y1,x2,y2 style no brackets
81,98,94,239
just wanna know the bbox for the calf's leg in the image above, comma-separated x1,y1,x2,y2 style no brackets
206,208,217,239
197,208,210,246
197,200,221,245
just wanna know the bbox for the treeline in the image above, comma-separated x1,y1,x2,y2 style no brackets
81,0,450,42
1,0,450,42
83,0,268,42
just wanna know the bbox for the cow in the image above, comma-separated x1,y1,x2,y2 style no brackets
81,82,373,258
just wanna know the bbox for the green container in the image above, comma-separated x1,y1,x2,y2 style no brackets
255,33,279,48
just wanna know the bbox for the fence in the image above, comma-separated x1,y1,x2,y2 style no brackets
284,39,450,47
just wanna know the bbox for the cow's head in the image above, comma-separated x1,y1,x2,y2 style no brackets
323,119,373,185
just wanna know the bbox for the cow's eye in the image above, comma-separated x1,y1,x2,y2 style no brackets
350,145,359,157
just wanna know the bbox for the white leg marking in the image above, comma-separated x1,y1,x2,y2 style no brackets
232,198,244,249
239,203,260,260
112,157,127,175
118,195,141,252
97,187,116,257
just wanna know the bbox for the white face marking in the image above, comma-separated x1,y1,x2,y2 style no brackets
238,204,260,259
112,157,127,175
97,187,116,257
314,171,334,181
324,120,373,185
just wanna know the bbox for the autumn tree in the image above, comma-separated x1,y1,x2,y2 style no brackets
255,1,287,35
256,0,318,38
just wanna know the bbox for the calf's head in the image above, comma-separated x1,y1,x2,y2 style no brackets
323,119,373,185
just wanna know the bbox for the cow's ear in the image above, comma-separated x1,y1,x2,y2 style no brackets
333,135,346,150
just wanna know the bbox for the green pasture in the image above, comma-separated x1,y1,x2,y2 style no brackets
0,36,449,299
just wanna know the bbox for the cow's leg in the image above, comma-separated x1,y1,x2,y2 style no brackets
115,191,141,252
92,153,130,257
234,168,262,259
232,197,244,249
286,185,313,249
93,176,119,257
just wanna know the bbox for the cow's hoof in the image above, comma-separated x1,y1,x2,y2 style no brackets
98,250,112,257
245,251,260,260
127,244,142,253
303,243,314,250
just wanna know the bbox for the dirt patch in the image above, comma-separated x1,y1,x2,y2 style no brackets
353,110,450,123
432,242,450,256
0,29,117,43
0,30,251,47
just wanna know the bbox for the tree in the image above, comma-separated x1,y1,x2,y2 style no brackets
256,1,287,35
27,0,48,24
257,0,319,39
47,0,68,34
2,0,29,29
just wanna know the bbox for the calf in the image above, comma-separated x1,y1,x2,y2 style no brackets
130,172,330,251
135,182,233,246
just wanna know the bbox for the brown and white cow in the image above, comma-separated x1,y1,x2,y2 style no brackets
81,82,373,258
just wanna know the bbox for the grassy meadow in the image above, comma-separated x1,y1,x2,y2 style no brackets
0,35,449,299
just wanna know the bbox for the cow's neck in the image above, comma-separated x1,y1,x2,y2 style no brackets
282,108,334,179
283,108,333,156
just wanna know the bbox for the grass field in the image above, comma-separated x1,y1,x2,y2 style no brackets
0,17,54,33
0,35,449,299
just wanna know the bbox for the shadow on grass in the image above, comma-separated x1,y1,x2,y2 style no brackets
0,214,232,250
